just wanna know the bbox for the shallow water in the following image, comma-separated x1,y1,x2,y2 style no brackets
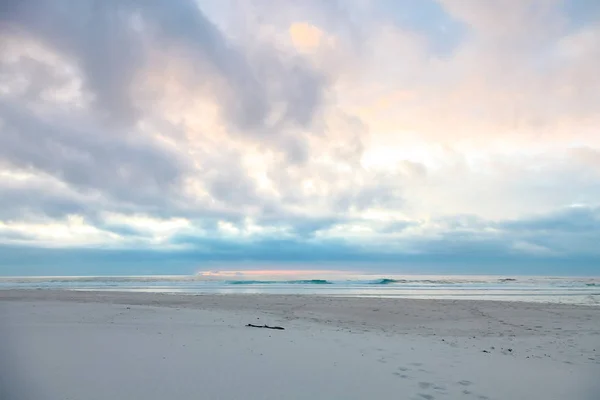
1,274,599,305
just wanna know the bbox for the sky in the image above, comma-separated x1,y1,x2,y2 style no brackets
0,0,599,276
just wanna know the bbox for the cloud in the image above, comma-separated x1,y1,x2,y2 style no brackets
512,241,558,256
0,96,189,208
0,171,94,220
1,0,143,123
290,22,324,51
500,205,600,234
1,0,327,145
0,0,599,274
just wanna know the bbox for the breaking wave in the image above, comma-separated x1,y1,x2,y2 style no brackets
368,278,467,285
370,278,405,285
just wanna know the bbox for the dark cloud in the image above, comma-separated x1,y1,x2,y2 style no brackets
415,207,600,257
0,0,143,123
500,206,600,233
255,214,344,238
0,173,598,273
0,176,94,220
275,134,310,165
1,238,597,276
494,206,600,257
0,97,190,208
0,55,72,104
201,150,262,208
378,220,417,233
0,0,328,232
0,0,326,134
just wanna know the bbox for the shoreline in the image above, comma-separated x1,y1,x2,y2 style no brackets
1,287,599,308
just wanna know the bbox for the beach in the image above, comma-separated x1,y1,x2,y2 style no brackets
1,290,599,400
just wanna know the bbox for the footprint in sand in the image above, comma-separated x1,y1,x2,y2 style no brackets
417,394,435,400
418,382,433,389
458,380,472,386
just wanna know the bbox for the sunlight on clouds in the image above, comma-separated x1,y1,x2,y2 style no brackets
0,169,37,181
0,215,121,246
289,22,324,51
316,223,375,239
217,221,241,236
243,218,290,237
135,52,225,140
361,141,432,172
359,209,412,222
103,213,190,234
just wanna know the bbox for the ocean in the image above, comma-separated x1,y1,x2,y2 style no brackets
1,273,599,305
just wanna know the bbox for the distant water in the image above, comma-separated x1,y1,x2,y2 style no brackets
1,274,599,305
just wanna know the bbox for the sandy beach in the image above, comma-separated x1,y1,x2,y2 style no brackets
1,290,599,400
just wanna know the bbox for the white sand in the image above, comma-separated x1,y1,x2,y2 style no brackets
1,290,599,400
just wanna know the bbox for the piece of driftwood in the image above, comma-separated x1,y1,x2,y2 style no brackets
246,323,285,330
